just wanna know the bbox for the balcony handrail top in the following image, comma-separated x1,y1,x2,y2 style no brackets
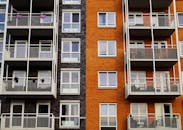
8,12,54,15
1,113,54,116
128,13,174,16
129,77,179,80
130,45,177,48
3,77,52,79
128,113,180,117
6,44,53,47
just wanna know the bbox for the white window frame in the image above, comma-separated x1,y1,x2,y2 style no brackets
62,10,81,33
61,38,80,63
98,40,117,57
60,68,80,95
36,102,50,115
62,0,81,5
37,71,52,89
153,41,167,48
177,12,183,27
129,41,144,48
60,101,80,129
179,41,183,57
14,40,27,58
39,40,53,58
98,12,116,28
98,71,117,89
99,103,117,130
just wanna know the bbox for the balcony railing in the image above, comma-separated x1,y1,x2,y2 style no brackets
127,113,181,130
3,77,52,93
1,113,54,130
130,45,177,61
128,13,175,28
126,78,180,95
4,44,53,60
7,13,54,27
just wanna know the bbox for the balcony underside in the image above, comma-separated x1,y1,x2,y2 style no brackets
126,94,180,101
130,60,177,68
129,29,175,38
4,61,52,67
0,94,55,99
10,0,54,10
128,0,172,9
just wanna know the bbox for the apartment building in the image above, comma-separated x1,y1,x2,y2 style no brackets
0,0,86,129
86,0,183,130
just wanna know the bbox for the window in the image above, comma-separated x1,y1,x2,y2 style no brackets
37,71,51,90
178,13,183,27
98,71,117,88
131,71,146,89
98,12,116,27
60,101,80,128
154,41,167,48
129,41,144,48
62,10,80,33
180,41,183,57
40,12,53,24
61,39,80,63
61,69,80,95
62,0,81,4
98,40,116,57
100,103,117,130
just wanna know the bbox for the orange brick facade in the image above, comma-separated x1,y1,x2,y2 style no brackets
86,0,183,130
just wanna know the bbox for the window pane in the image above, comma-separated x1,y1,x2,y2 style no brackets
109,105,116,115
99,41,107,55
108,72,117,86
72,42,79,52
99,72,107,86
71,104,78,115
108,41,116,55
64,13,70,22
101,104,107,115
38,105,48,113
72,13,79,22
63,42,70,52
131,104,138,114
62,104,69,115
72,72,79,83
101,117,108,126
109,117,116,126
99,13,106,25
178,14,183,26
108,13,115,25
62,72,70,83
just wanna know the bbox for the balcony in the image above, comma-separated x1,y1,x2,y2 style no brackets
1,77,55,97
1,113,54,130
4,44,53,61
128,14,175,37
129,46,178,68
126,78,180,100
7,13,54,28
127,113,181,130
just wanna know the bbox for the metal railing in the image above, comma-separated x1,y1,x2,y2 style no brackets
127,113,181,129
130,45,177,60
3,77,52,93
5,44,53,60
127,78,180,94
7,13,54,27
128,13,175,28
1,113,54,129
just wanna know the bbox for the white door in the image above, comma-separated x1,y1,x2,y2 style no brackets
14,41,27,58
131,71,146,90
155,103,172,127
135,14,143,25
39,40,52,58
155,71,170,93
38,71,51,89
131,103,148,127
152,14,158,27
13,71,26,91
37,103,50,128
10,103,24,128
